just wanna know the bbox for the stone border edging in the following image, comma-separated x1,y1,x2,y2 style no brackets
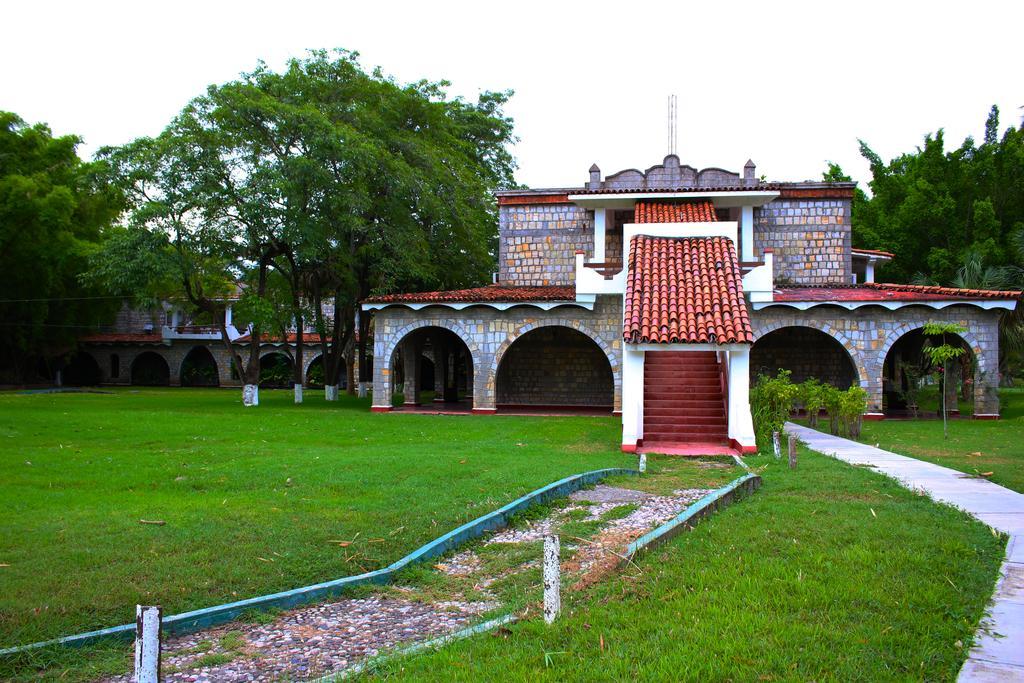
0,467,637,656
622,472,761,563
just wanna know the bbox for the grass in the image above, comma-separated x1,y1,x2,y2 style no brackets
860,387,1024,493
368,449,1005,681
0,388,631,679
0,389,1008,680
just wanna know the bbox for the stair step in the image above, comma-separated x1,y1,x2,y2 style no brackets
646,431,729,439
644,372,721,381
645,391,723,400
645,414,724,423
644,406,724,417
644,401,724,410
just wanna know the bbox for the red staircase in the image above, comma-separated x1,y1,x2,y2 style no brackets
642,351,731,452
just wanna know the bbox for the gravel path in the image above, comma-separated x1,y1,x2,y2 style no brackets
101,484,710,682
101,596,496,682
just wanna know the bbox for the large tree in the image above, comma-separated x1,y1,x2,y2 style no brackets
0,112,122,382
94,49,517,403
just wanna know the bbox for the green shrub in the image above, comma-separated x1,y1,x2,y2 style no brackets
750,370,798,448
798,378,826,428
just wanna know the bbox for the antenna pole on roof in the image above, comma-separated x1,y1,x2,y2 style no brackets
667,94,678,156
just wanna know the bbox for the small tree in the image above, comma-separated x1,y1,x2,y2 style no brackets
798,378,826,428
922,322,968,439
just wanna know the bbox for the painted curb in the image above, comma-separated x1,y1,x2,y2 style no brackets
622,472,761,562
0,467,637,656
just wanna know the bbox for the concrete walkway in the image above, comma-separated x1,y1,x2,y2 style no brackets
786,423,1024,682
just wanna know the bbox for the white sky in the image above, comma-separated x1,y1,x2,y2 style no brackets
3,0,1021,191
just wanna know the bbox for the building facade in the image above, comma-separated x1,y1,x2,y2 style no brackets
363,155,1020,453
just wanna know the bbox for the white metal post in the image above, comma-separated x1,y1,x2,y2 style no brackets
134,605,161,683
543,535,561,624
638,453,647,472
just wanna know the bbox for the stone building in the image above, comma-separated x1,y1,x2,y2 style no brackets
74,303,355,391
363,154,1021,454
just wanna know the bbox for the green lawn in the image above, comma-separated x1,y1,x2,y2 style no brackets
0,388,631,677
372,449,1005,682
860,388,1024,493
0,389,1008,681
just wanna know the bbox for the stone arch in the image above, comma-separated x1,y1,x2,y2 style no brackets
302,353,322,381
180,345,220,387
877,322,987,377
488,320,621,410
259,350,294,388
63,351,103,386
878,322,987,411
751,319,869,391
377,319,481,403
131,351,170,386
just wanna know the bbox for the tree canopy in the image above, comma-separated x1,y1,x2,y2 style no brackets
92,49,517,399
0,112,122,381
834,106,1024,285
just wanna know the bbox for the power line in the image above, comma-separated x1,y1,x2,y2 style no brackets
0,295,131,303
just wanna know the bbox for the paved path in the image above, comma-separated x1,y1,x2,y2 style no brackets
786,423,1024,682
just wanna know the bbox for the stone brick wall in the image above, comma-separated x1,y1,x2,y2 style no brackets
750,327,856,388
372,295,623,411
498,203,593,285
750,305,1002,414
496,327,613,406
754,198,851,285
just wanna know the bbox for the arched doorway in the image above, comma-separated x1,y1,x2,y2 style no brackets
882,328,974,416
306,355,325,388
259,352,294,388
391,327,472,405
496,327,613,410
63,352,102,386
131,352,170,386
750,327,858,388
180,346,220,387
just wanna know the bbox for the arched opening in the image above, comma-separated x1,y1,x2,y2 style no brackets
751,327,858,388
180,346,220,387
131,351,170,386
882,328,975,417
496,327,613,411
391,327,472,406
259,352,294,388
305,355,324,388
63,352,102,386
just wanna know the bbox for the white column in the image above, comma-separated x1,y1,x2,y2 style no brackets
593,208,607,262
740,205,755,262
727,347,756,451
621,347,645,451
865,260,876,283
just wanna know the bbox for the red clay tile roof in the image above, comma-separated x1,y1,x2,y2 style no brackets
80,333,164,344
363,284,576,304
634,201,717,224
774,283,1022,302
625,235,752,344
851,248,895,259
235,333,331,343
